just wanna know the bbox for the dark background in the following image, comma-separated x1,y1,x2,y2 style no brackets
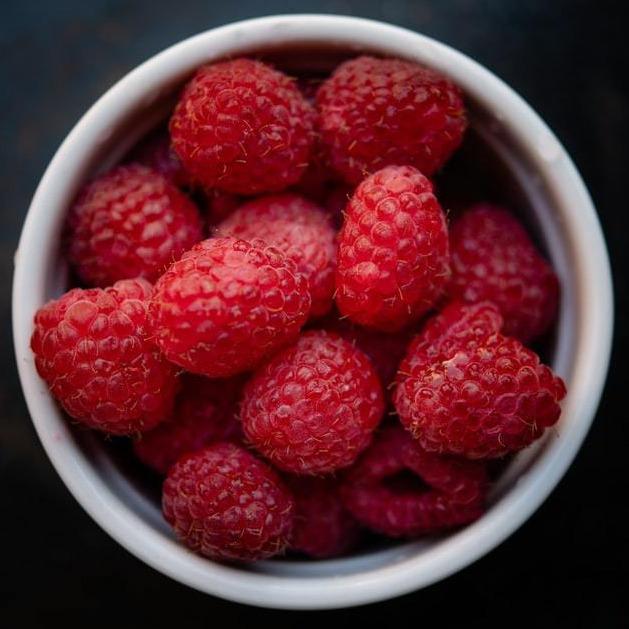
1,1,627,626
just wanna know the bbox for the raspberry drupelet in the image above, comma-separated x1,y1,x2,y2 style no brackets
170,58,315,195
149,237,311,378
30,279,179,435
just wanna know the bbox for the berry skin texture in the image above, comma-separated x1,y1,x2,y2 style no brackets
287,476,361,559
449,204,560,343
241,330,385,475
149,237,311,378
341,425,487,537
133,373,244,474
162,443,294,562
67,164,203,286
335,165,450,331
216,194,337,317
321,311,413,388
127,127,192,188
170,58,315,195
30,279,178,436
394,302,567,459
316,56,467,184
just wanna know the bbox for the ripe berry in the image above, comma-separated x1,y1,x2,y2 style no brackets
335,165,450,331
170,58,315,195
66,164,203,286
30,279,178,435
126,127,191,188
449,203,560,342
241,330,384,474
162,443,294,562
287,476,360,559
149,237,311,378
341,425,487,537
133,373,244,474
316,56,467,184
216,194,336,317
394,303,566,459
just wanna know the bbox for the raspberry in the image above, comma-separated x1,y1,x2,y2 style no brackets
30,279,178,435
162,443,294,562
335,165,450,331
126,127,191,188
341,425,487,537
241,330,384,474
133,373,244,474
449,204,560,342
66,164,203,286
149,237,311,378
170,58,315,195
394,304,567,459
316,56,467,184
287,476,360,558
216,194,336,317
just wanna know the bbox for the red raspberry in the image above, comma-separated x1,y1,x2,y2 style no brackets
66,164,203,286
149,237,311,378
170,58,315,195
316,56,467,184
241,330,384,474
126,127,191,188
287,476,361,559
335,165,450,331
449,204,560,342
394,304,567,459
216,194,336,317
133,373,244,474
30,279,178,435
162,443,294,562
341,425,487,537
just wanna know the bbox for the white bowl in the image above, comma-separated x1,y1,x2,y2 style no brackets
13,14,613,609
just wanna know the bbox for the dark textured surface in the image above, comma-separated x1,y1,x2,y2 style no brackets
1,1,626,626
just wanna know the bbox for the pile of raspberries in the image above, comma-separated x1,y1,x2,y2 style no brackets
31,56,565,562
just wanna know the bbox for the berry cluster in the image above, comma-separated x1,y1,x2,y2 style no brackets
31,55,564,563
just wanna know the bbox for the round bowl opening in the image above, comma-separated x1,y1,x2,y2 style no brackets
13,15,612,609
